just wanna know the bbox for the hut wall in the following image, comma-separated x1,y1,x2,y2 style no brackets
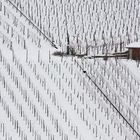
129,49,132,59
132,48,140,59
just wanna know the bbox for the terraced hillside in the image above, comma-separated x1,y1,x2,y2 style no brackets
0,0,140,140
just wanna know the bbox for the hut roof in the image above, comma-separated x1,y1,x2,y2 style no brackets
126,42,140,48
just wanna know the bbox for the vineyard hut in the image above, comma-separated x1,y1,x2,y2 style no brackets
126,42,140,60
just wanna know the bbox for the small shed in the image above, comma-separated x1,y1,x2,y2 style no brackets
126,42,140,60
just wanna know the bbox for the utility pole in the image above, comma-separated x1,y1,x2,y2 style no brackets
64,4,70,55
85,36,88,55
72,4,76,35
56,6,61,48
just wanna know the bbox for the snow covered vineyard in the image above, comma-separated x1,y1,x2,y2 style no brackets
0,0,140,140
6,0,140,54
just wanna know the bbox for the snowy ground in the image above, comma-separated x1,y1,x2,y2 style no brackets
0,0,140,140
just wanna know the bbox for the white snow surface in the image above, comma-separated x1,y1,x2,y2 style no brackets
0,0,140,140
126,42,140,48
